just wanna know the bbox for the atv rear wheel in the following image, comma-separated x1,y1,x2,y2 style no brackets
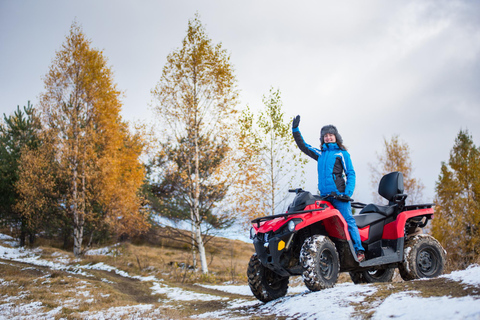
399,235,446,281
300,235,339,291
247,253,289,302
349,267,395,284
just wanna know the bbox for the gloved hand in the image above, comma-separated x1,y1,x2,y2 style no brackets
337,194,352,202
292,115,300,129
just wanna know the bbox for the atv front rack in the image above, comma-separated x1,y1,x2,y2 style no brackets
251,205,327,228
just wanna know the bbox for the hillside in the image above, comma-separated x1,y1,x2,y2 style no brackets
0,230,479,319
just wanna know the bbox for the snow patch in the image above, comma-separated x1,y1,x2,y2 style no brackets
442,264,480,286
151,282,228,302
79,261,157,282
257,283,377,320
0,233,14,240
196,284,252,296
193,298,258,319
372,292,480,320
79,304,156,319
0,301,62,319
152,215,250,243
85,243,121,256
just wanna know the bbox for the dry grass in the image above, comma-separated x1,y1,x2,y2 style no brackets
0,225,256,319
0,259,181,319
78,241,254,285
125,225,255,284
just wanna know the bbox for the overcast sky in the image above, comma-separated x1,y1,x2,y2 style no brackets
1,0,479,203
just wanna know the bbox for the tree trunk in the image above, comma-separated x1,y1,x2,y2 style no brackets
19,217,28,247
28,232,35,246
72,124,84,258
73,217,84,257
190,209,197,269
195,218,208,273
194,105,208,274
194,158,208,273
19,229,26,247
72,159,82,256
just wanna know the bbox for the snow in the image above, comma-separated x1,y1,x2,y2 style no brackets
153,215,251,243
0,234,13,240
443,264,480,286
197,284,253,296
257,283,378,320
151,282,228,302
78,304,160,320
197,282,308,296
85,243,121,256
1,233,480,319
372,293,480,320
192,266,480,320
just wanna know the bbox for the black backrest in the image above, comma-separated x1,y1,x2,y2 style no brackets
378,172,404,203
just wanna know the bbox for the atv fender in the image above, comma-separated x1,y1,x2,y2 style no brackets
295,202,351,241
383,208,433,239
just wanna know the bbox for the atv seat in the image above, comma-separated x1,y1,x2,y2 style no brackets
354,212,385,228
359,172,407,217
359,203,395,216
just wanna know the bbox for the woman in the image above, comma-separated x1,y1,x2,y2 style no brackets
292,115,365,262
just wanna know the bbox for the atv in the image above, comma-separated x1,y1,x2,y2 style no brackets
247,171,446,302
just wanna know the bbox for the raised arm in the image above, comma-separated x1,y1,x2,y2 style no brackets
292,115,319,161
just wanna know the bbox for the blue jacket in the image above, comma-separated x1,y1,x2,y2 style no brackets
292,127,356,197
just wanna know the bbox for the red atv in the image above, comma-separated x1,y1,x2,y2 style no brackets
247,172,446,302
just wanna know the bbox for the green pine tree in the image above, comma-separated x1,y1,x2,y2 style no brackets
0,102,42,245
432,129,480,269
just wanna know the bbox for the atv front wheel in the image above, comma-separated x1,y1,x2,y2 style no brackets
247,253,289,302
300,235,339,291
349,268,395,284
399,235,446,281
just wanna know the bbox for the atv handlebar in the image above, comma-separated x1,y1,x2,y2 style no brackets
289,189,353,202
251,206,328,226
251,191,354,227
327,192,354,202
288,188,304,194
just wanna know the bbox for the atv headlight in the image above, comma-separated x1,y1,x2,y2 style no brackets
288,220,296,232
249,227,256,240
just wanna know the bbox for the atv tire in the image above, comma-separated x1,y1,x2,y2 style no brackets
399,235,446,281
300,235,339,291
349,268,395,284
247,253,289,302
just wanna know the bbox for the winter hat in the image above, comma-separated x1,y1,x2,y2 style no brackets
320,124,343,145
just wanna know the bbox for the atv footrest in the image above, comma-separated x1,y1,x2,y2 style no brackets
360,238,405,268
359,253,402,268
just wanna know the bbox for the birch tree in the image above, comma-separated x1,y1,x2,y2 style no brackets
239,88,307,217
151,14,238,274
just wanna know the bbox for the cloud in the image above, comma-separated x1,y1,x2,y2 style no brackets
1,0,479,202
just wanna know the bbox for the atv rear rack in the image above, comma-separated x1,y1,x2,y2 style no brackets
251,205,327,228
